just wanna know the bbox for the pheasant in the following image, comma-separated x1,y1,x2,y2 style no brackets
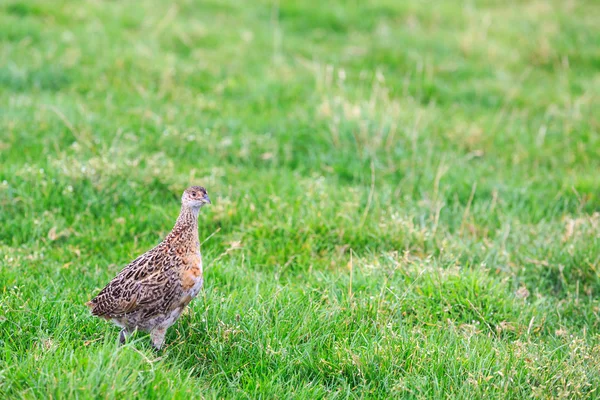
86,186,211,350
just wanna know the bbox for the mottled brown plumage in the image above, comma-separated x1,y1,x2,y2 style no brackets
86,186,211,349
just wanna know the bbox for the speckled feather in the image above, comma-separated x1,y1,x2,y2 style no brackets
86,186,210,349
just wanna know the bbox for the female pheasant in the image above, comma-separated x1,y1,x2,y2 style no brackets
86,186,211,350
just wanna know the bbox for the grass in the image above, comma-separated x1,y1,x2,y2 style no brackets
1,0,599,398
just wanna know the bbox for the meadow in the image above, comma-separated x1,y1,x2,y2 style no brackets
1,0,599,398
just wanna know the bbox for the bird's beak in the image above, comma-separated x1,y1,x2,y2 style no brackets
203,194,211,204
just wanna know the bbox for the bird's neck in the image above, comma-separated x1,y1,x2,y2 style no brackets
177,204,200,226
165,205,200,250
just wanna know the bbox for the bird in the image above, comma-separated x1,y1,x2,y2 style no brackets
86,186,211,350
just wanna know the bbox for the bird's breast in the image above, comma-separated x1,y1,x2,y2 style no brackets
181,252,203,294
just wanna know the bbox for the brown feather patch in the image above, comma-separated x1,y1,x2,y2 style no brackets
182,268,202,291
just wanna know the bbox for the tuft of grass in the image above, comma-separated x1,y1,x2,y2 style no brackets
1,0,599,398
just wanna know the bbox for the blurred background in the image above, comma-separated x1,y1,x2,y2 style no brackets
1,0,599,398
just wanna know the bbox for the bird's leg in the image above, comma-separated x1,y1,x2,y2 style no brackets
150,327,167,351
119,329,131,345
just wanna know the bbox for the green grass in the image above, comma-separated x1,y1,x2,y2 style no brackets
1,0,600,398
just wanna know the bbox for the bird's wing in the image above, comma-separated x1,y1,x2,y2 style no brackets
87,248,181,318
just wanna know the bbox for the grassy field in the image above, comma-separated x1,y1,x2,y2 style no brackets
1,0,600,398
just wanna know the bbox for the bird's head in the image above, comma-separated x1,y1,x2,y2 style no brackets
182,186,211,209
